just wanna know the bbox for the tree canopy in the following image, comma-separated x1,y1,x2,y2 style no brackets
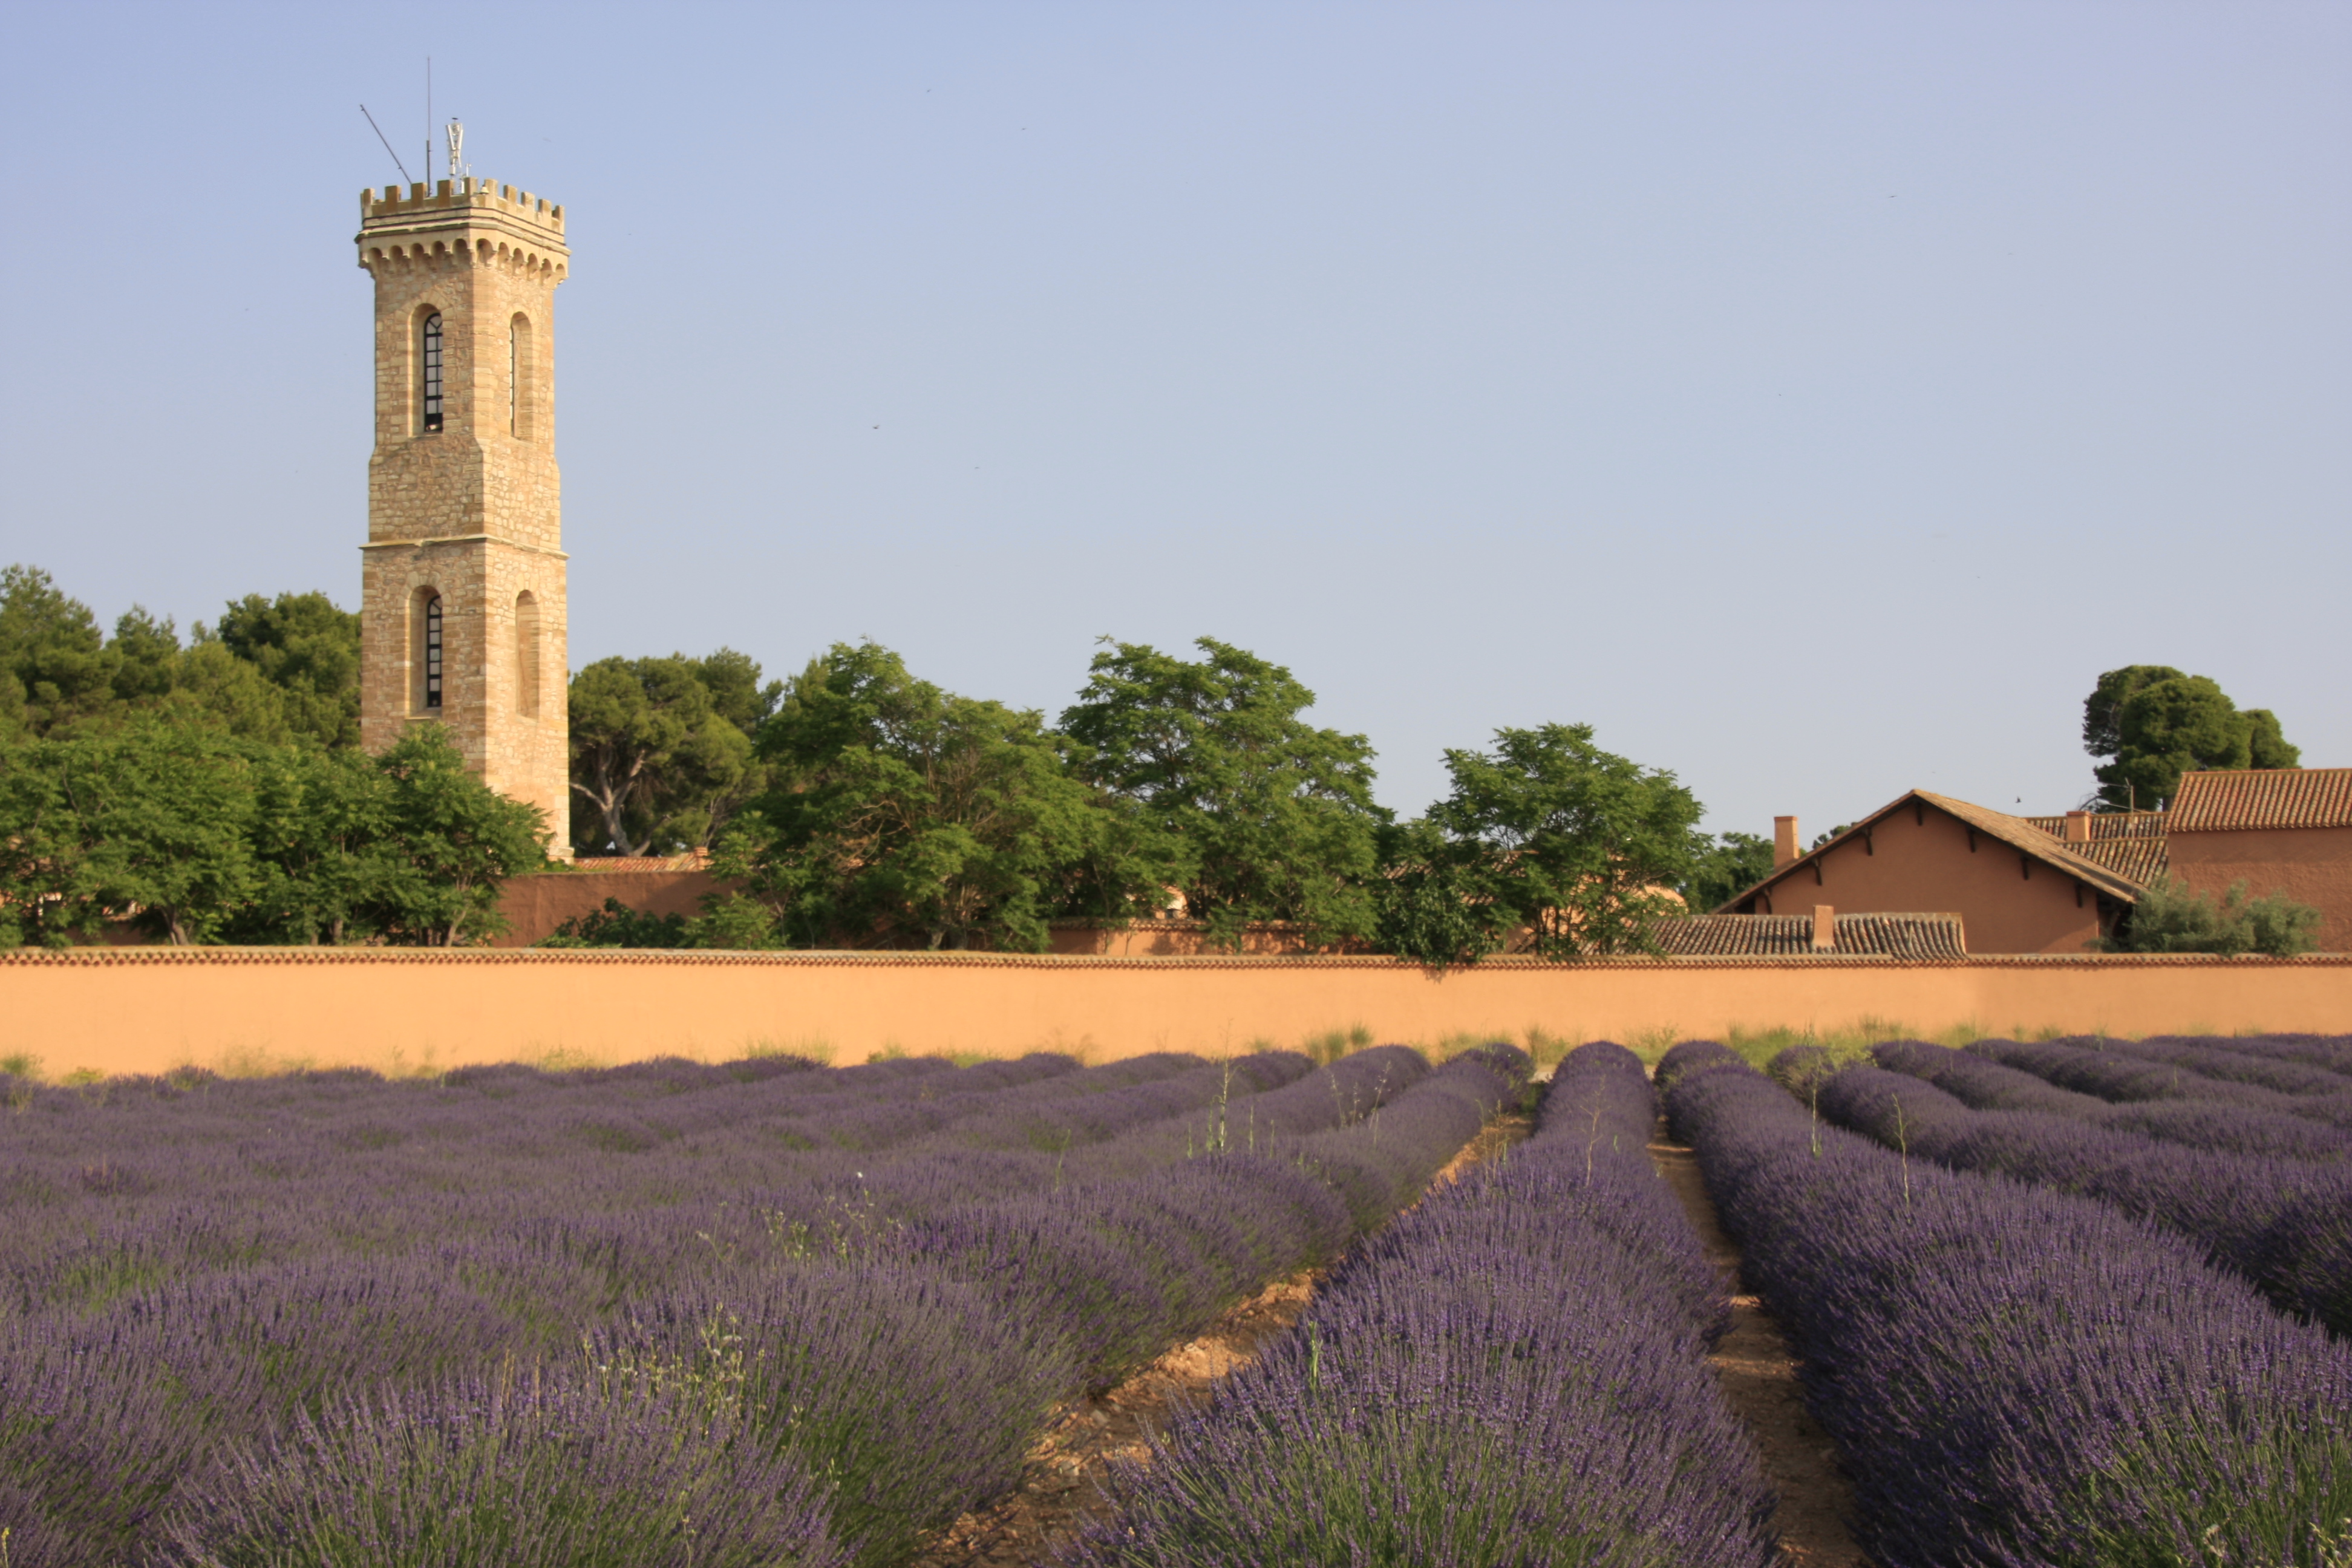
717,642,1145,952
0,720,544,949
209,590,364,748
1060,638,1386,949
2082,665,2300,811
0,566,361,748
1412,723,1705,959
567,652,776,857
1681,831,1778,913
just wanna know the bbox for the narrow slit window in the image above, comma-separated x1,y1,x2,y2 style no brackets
421,313,445,433
423,595,443,710
508,313,534,440
515,592,541,717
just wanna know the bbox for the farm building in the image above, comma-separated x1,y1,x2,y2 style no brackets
2164,766,2352,951
1720,768,2352,953
1720,791,2140,955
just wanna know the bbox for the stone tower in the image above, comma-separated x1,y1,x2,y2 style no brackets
356,177,572,854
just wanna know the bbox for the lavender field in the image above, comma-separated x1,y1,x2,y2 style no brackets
0,1042,1530,1566
1721,1032,2352,1563
3,1033,2350,1566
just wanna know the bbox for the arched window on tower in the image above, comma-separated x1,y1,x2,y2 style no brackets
514,591,541,717
422,593,444,710
420,312,445,434
508,312,534,439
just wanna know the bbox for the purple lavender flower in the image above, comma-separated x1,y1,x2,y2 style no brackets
1669,1054,2352,1565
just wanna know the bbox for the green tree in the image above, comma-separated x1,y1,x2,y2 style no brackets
568,653,764,856
168,639,298,743
0,720,257,946
0,720,543,951
1369,818,1511,967
2082,664,2186,761
2083,667,2300,811
230,745,404,945
722,642,1131,951
204,590,363,747
1423,723,1705,958
1059,638,1385,948
0,564,118,735
108,607,182,705
0,567,368,746
1682,830,1777,912
370,725,549,946
2103,874,2321,957
2243,708,2298,770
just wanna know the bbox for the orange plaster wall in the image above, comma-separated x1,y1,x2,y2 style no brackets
2,950,2345,1081
2169,826,2352,952
1744,805,2104,954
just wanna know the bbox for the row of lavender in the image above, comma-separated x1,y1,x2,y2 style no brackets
0,1042,1528,1566
1073,1042,1778,1567
1661,1042,2352,1567
0,1044,1419,1330
1795,1034,2352,1337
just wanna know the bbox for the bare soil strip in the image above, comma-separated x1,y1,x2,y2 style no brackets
910,1114,1533,1567
1648,1124,1870,1568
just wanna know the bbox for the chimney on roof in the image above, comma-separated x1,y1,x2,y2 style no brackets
1774,817,1800,868
2063,811,2092,844
1812,904,1836,951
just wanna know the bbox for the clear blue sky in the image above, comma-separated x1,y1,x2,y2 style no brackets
1,2,2344,835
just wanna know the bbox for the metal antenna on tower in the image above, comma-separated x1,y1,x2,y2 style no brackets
359,105,413,183
425,57,433,186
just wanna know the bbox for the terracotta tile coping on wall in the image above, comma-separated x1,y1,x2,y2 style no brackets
5,949,2350,970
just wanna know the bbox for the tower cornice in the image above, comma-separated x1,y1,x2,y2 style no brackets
358,179,569,279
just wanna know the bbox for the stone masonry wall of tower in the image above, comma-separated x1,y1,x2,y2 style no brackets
355,178,572,856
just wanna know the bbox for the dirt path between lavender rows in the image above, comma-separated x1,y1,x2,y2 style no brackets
1648,1121,1870,1568
909,1113,1534,1568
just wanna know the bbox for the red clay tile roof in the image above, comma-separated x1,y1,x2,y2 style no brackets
1651,912,1967,959
2019,811,2169,885
2167,768,2352,833
2065,835,2169,885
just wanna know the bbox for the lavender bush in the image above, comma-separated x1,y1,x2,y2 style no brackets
163,1370,847,1568
1072,1042,1774,1567
1670,1055,2352,1565
2190,1034,2352,1077
2104,1035,2352,1096
1874,1038,2351,1163
1970,1036,2352,1132
1814,1057,2352,1338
